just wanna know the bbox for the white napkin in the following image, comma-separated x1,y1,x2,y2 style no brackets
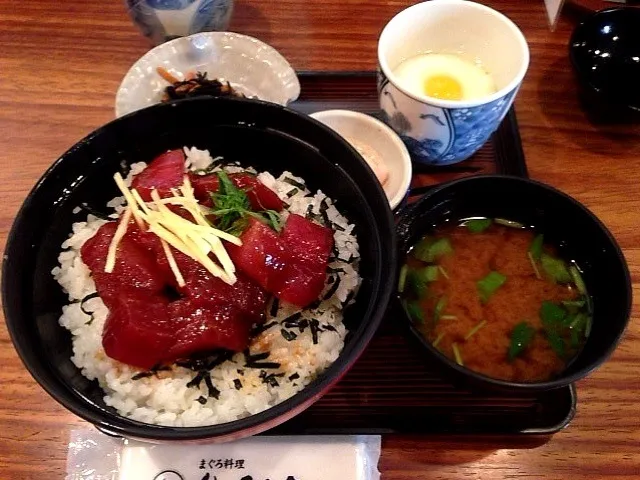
66,429,381,480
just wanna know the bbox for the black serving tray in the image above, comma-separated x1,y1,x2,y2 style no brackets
264,71,576,435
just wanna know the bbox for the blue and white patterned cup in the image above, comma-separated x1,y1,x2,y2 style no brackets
126,0,234,45
377,0,529,166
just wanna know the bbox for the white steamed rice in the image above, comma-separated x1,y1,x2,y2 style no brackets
52,147,361,427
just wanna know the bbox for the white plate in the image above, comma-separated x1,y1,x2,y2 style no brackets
115,32,301,117
310,109,412,210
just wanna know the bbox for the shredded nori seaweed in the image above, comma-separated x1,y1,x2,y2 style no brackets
322,324,337,332
250,321,278,337
310,319,322,345
260,370,285,387
283,317,309,333
244,350,280,369
176,351,231,372
270,298,279,317
305,204,314,218
331,222,346,232
78,203,112,221
327,267,345,274
307,299,322,310
283,177,306,190
192,158,224,175
286,188,299,198
196,396,208,405
234,378,243,390
131,371,154,380
288,372,300,381
204,374,220,399
80,291,100,325
163,72,245,101
323,276,341,300
280,329,297,341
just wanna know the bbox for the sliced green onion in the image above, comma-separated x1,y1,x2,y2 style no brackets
438,265,450,280
562,299,586,310
434,296,447,324
540,301,566,328
413,237,453,263
465,320,487,340
529,233,544,261
508,321,535,361
584,316,593,338
465,218,492,233
452,343,464,366
476,271,507,303
569,265,587,295
440,315,458,321
527,251,542,280
404,300,425,324
495,218,525,229
432,332,445,348
569,312,586,330
541,253,571,283
546,330,565,358
398,264,408,293
424,265,439,282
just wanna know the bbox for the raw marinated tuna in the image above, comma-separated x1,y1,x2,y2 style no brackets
80,222,168,305
227,218,290,291
167,301,253,359
229,215,334,307
102,295,175,370
131,149,185,201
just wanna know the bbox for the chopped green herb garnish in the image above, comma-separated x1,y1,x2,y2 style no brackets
452,343,464,366
540,253,571,283
209,171,282,235
569,312,587,330
508,321,535,361
569,265,587,295
465,218,492,233
529,234,544,261
404,300,424,324
476,271,507,303
546,330,565,358
494,218,525,228
465,320,487,340
433,296,447,324
540,301,566,327
412,237,453,262
398,264,408,293
432,331,445,348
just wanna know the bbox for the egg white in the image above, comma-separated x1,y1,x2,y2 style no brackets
394,53,496,102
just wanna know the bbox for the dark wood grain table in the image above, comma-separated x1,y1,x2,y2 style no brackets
1,1,639,478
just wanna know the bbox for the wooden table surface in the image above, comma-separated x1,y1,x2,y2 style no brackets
1,0,639,478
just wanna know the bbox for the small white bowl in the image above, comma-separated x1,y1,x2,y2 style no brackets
310,109,412,210
115,32,301,117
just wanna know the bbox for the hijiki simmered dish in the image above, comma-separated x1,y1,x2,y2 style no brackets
400,218,592,383
52,147,360,426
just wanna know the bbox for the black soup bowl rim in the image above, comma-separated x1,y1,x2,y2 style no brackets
396,174,632,392
2,96,397,441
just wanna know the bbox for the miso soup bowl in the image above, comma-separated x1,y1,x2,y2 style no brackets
396,175,632,393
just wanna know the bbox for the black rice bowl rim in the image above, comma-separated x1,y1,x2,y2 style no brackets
2,96,397,441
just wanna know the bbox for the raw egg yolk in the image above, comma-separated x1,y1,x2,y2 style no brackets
424,75,463,101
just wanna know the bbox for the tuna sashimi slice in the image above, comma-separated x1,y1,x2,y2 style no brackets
280,213,334,268
167,300,253,358
131,149,185,201
102,295,175,370
80,222,167,307
227,218,290,292
276,262,329,308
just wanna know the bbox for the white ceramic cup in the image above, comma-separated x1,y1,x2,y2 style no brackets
377,0,529,166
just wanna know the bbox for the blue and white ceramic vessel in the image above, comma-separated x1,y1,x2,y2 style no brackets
376,0,530,166
126,0,234,45
378,70,518,166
